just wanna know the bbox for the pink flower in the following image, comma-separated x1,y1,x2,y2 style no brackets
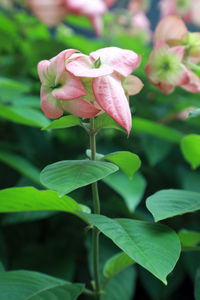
27,0,67,27
37,49,100,119
38,47,143,134
159,0,200,26
146,16,200,94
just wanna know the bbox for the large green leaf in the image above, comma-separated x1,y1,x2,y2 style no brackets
146,189,200,222
0,187,89,219
82,213,181,284
0,151,40,184
195,268,200,300
0,103,50,127
133,117,184,143
103,171,146,212
103,252,135,280
40,160,118,196
181,134,200,169
103,151,141,179
0,270,84,300
42,115,82,131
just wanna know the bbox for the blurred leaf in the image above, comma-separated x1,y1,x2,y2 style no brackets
0,77,29,92
133,117,184,143
95,114,125,133
146,189,200,222
195,268,200,300
42,115,82,130
103,252,135,280
104,171,146,212
178,229,200,249
181,134,200,169
2,211,57,225
0,262,5,272
189,108,200,118
0,270,84,299
0,187,89,220
140,135,172,166
40,160,118,196
82,213,181,284
103,151,141,179
0,151,40,184
66,14,91,29
0,104,50,127
86,149,104,160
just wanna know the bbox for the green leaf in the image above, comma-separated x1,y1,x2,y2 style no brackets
40,160,118,196
133,117,184,143
189,108,200,118
0,151,40,184
146,189,200,222
181,134,200,169
85,149,104,160
0,270,84,299
95,114,125,133
0,77,29,93
42,115,82,130
0,104,50,127
82,213,181,284
178,229,200,249
103,171,146,212
103,252,135,280
0,187,89,220
195,268,200,300
103,151,141,179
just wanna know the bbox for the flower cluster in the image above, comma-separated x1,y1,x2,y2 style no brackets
159,0,200,27
27,0,116,35
37,47,143,134
145,16,200,94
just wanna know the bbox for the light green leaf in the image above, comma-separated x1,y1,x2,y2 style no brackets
103,151,141,179
0,270,84,300
95,114,125,133
42,115,82,130
133,117,184,143
189,108,200,118
103,171,146,212
181,134,200,169
82,213,181,284
103,252,135,280
40,160,118,196
85,149,104,160
178,229,200,249
0,187,89,220
195,268,200,300
146,189,200,222
0,77,29,92
0,151,40,184
0,104,50,127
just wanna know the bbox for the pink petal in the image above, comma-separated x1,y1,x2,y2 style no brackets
90,47,141,77
65,0,106,15
40,86,63,119
169,46,185,61
182,70,200,93
88,15,103,36
37,60,50,82
61,97,100,118
93,73,132,134
123,75,144,95
49,49,79,82
52,72,86,100
154,16,188,46
104,0,116,7
66,54,113,77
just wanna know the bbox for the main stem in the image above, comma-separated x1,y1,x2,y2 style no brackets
90,117,101,300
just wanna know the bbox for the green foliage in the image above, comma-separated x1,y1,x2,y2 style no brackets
82,213,181,284
178,229,200,250
40,160,118,196
0,270,84,299
146,189,200,221
181,134,200,169
104,171,146,212
42,115,82,131
195,268,200,300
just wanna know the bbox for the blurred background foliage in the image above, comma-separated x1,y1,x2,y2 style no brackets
0,0,200,299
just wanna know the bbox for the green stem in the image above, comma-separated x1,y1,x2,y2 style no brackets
90,117,101,300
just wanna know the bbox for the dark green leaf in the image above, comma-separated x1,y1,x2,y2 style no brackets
146,189,200,222
0,270,84,299
82,213,181,284
178,229,200,249
195,268,200,300
40,160,118,196
95,114,125,133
